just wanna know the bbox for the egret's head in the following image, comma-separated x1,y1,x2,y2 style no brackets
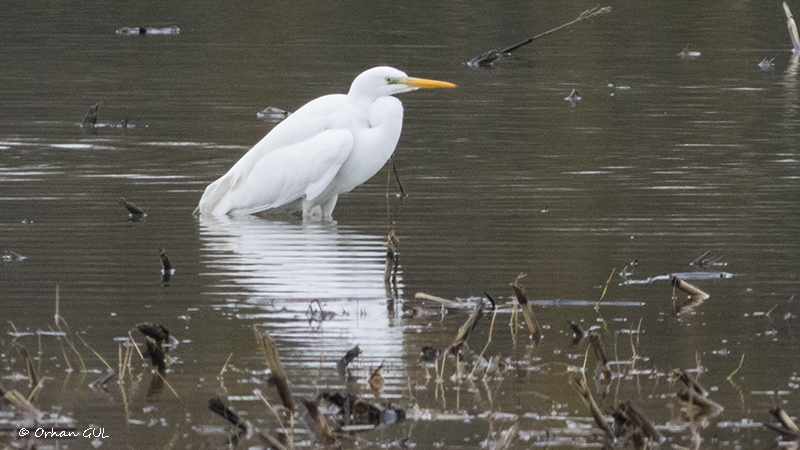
349,66,456,99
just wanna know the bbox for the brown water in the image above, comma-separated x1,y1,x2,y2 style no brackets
2,1,800,449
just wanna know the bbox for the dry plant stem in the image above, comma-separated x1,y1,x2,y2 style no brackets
53,287,86,371
390,157,406,197
595,268,616,310
219,352,234,394
258,393,294,448
76,333,112,370
571,375,615,441
470,307,498,378
154,370,190,415
727,354,745,380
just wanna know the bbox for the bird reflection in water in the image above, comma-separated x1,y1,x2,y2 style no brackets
198,215,403,310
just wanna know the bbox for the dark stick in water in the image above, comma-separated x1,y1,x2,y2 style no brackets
467,6,612,67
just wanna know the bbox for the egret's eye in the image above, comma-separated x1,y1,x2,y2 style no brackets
385,77,392,83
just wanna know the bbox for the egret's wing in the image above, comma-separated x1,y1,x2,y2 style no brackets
228,95,348,176
197,94,352,216
210,129,354,216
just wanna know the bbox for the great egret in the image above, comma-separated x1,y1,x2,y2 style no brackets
195,66,456,220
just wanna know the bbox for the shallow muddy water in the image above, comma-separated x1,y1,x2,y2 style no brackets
2,1,800,449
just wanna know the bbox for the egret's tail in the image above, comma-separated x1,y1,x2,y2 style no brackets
195,174,235,216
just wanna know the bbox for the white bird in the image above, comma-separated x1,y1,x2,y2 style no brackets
195,66,456,220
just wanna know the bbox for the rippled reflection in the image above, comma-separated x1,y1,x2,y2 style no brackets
198,215,403,302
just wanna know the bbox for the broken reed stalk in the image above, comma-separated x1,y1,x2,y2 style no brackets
571,375,615,442
208,397,248,435
491,423,519,450
253,326,295,413
670,276,710,300
618,400,664,444
4,389,39,417
144,336,167,374
588,332,611,380
511,275,541,339
767,407,800,437
302,398,337,446
446,300,486,355
15,345,38,391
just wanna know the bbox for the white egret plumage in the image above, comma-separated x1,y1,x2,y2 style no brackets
195,66,456,220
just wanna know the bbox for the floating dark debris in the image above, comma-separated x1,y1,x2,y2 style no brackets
82,102,100,135
564,88,581,105
420,346,441,362
2,250,26,262
677,46,702,59
256,106,292,121
689,250,728,267
567,320,585,344
317,392,406,429
116,26,180,35
118,197,147,220
136,322,170,348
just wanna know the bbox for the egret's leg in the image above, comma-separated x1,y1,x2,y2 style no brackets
302,200,322,221
321,195,339,220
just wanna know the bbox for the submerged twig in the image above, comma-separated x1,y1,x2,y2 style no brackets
467,6,612,67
